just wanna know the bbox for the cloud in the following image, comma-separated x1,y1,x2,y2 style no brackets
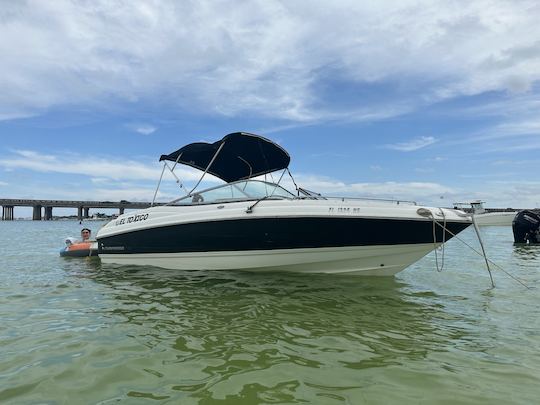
434,92,540,153
0,150,216,202
447,116,540,153
490,119,540,138
490,159,537,167
6,183,172,203
78,187,173,202
0,150,205,182
456,180,540,209
128,124,157,135
2,1,540,122
13,150,57,161
287,174,540,207
2,150,536,207
284,174,455,204
385,136,437,151
0,181,8,186
136,125,157,135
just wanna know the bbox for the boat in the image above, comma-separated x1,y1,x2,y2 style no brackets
512,210,540,244
96,132,471,276
453,200,517,226
60,237,98,257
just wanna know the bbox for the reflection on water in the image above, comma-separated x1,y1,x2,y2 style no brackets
513,244,540,261
67,263,469,403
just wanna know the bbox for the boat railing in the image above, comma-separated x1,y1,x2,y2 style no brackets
318,196,417,205
168,195,417,206
169,196,292,206
295,186,416,205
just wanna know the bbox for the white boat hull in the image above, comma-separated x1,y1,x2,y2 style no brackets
473,211,517,226
99,242,441,276
97,200,470,276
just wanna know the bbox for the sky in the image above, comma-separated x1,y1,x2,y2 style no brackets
1,0,540,218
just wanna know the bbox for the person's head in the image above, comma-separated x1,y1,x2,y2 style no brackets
81,228,91,240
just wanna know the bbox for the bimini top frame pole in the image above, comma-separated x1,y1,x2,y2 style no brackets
151,164,166,206
151,153,184,206
186,141,226,196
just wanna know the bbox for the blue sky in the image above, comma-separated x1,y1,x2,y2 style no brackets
1,0,540,218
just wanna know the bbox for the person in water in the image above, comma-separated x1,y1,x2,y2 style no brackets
81,228,92,242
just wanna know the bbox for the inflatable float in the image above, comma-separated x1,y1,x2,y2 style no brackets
60,237,98,257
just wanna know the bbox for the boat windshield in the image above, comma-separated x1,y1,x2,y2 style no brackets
171,180,295,205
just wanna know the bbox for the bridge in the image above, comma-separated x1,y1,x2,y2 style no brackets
0,199,155,220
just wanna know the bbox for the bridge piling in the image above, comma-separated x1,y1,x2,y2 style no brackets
2,205,14,220
32,205,42,221
44,206,53,221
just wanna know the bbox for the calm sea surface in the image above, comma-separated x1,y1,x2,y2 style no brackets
1,220,539,404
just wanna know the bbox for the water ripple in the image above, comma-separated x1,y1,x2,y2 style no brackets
1,222,540,403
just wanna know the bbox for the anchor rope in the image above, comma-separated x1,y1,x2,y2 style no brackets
418,208,447,273
433,208,447,272
432,219,530,289
471,215,495,288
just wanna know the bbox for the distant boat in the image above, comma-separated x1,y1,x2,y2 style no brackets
453,200,517,226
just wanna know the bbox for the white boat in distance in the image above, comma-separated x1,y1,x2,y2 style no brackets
96,132,471,276
453,200,517,226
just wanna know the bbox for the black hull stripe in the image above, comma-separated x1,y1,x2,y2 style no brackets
98,217,470,254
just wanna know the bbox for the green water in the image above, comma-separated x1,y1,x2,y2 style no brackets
1,220,539,404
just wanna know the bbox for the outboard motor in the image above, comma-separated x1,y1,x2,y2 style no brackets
512,210,540,244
